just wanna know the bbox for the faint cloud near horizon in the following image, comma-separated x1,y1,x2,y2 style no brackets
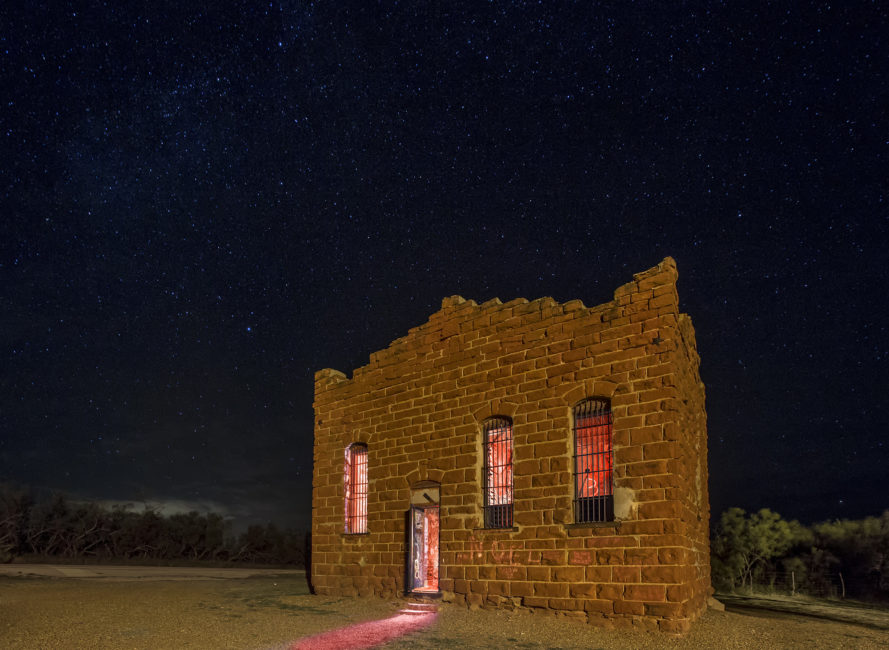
93,497,238,521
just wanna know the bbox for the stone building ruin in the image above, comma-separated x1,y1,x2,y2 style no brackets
311,257,710,633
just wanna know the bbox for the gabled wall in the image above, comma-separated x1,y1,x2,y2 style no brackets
311,257,710,633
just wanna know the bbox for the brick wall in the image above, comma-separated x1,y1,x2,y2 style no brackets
311,257,710,633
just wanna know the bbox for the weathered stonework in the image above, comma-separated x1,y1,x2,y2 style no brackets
311,257,710,633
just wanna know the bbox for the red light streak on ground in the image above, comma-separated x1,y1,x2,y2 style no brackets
289,605,437,650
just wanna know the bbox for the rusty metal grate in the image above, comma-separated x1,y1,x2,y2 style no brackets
345,443,368,533
573,399,614,523
483,417,513,528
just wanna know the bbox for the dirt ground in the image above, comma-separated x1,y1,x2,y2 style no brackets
1,569,888,649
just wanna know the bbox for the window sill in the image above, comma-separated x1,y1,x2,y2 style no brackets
563,520,621,531
341,532,370,540
471,527,519,533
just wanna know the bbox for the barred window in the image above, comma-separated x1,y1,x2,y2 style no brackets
344,443,368,533
573,399,614,523
483,417,513,528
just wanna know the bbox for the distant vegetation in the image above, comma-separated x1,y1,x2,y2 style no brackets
0,484,306,566
4,483,886,602
712,507,889,602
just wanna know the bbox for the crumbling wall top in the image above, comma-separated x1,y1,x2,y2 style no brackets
321,257,681,386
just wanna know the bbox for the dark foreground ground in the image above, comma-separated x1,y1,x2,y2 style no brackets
1,565,887,649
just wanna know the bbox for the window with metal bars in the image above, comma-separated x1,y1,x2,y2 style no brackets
483,417,513,528
573,399,614,523
344,443,368,534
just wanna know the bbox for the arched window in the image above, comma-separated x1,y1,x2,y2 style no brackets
573,399,614,523
483,417,513,528
344,443,368,533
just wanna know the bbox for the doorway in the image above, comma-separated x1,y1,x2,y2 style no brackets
408,504,439,593
407,482,440,595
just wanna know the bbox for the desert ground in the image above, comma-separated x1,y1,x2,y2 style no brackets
1,565,888,649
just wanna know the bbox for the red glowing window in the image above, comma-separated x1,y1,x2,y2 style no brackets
345,443,368,534
573,399,614,523
483,417,513,528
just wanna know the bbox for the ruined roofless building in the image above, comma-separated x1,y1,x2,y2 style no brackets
311,257,710,634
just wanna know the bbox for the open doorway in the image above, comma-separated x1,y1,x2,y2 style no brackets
407,483,440,595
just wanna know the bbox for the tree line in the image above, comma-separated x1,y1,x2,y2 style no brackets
0,484,306,566
712,507,889,602
5,482,887,602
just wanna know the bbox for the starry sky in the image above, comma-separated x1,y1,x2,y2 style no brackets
2,2,887,532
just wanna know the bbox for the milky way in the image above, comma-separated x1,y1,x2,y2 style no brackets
2,2,887,528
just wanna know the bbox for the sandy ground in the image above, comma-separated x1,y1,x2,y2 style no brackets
1,566,888,649
0,563,305,581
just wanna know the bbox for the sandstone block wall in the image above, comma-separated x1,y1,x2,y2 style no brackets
311,257,710,633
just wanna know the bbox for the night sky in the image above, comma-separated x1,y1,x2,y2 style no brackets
2,2,887,532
